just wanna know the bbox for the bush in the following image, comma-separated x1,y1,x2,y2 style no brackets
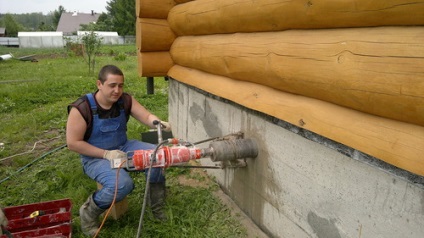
114,52,127,61
63,37,84,57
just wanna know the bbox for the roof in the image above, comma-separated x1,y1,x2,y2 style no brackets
56,11,100,35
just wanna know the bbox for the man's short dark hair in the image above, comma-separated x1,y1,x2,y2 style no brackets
98,65,124,84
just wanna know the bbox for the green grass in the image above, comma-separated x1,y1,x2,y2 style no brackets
0,45,247,237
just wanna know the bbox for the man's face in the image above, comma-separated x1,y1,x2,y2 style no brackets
97,73,124,104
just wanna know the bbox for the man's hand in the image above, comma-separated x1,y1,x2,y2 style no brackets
103,150,126,161
0,208,8,235
160,121,172,132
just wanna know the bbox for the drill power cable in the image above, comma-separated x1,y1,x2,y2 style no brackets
0,136,62,162
0,144,67,185
136,139,169,238
94,159,127,238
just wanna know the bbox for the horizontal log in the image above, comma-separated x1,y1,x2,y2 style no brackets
136,18,176,52
136,0,175,18
168,65,424,177
169,0,424,35
174,0,193,3
170,27,424,126
138,51,174,77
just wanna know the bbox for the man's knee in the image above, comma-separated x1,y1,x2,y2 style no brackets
95,177,133,206
116,176,134,200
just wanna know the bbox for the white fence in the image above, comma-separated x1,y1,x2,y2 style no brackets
0,37,19,47
18,32,64,48
0,34,135,48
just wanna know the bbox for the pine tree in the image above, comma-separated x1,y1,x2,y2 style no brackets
106,0,135,36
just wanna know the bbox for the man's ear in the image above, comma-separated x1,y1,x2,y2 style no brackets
96,80,102,88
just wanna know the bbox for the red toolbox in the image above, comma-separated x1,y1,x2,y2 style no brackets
1,199,72,238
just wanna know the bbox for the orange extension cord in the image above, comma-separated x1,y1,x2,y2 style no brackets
93,160,127,238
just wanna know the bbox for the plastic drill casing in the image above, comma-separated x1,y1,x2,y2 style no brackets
131,146,203,170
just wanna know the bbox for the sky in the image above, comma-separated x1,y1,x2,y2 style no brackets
0,0,109,15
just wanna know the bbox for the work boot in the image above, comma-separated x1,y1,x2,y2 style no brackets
149,182,167,221
79,194,106,237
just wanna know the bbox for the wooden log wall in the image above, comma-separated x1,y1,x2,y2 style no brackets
136,0,175,19
137,51,174,77
168,0,424,35
138,0,424,176
135,0,180,76
170,27,424,126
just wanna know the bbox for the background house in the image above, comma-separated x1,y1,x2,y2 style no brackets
56,11,99,35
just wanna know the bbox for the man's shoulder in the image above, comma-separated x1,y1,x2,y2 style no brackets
69,95,89,109
122,92,131,101
68,95,90,119
72,95,89,107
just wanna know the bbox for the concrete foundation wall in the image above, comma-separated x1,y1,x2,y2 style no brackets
168,79,424,238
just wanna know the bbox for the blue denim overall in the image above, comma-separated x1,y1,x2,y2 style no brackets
80,93,165,209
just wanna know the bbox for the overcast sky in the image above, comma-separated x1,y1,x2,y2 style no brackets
0,0,109,15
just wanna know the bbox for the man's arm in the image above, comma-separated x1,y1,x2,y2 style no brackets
130,96,161,128
66,107,106,158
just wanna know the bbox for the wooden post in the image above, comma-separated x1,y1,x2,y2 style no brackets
147,77,154,94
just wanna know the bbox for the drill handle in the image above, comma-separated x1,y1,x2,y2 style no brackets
153,120,163,143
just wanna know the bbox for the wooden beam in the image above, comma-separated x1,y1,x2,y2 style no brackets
170,27,424,126
174,0,193,3
168,65,424,177
136,0,175,18
138,51,174,77
136,18,176,52
169,0,424,35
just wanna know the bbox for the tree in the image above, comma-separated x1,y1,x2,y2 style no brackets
3,14,25,36
106,0,135,35
0,13,53,31
79,22,97,32
38,21,55,31
79,13,113,32
81,31,103,74
52,5,66,29
94,12,113,32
